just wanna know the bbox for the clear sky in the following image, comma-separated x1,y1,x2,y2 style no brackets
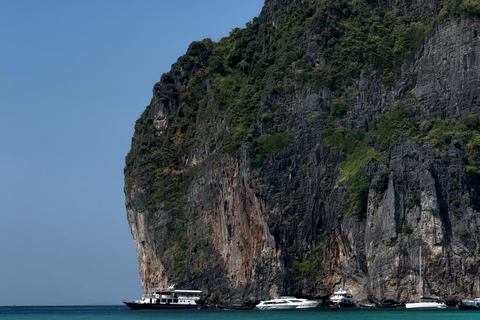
0,0,264,306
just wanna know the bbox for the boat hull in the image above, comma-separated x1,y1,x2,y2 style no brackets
328,302,355,307
123,301,203,310
405,302,446,309
254,297,320,310
255,305,301,310
255,304,319,310
456,300,480,310
327,304,340,311
375,303,404,309
456,305,479,310
338,302,355,307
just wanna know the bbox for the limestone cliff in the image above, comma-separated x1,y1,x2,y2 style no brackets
125,0,480,303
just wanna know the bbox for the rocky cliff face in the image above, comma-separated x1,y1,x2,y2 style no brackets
125,0,480,303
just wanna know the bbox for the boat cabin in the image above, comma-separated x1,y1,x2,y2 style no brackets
331,291,353,301
140,288,202,305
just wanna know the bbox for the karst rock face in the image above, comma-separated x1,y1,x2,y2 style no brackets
125,0,480,304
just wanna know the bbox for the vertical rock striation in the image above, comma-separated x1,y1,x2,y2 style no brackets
125,0,480,303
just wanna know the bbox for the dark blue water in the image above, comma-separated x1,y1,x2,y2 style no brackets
0,305,479,320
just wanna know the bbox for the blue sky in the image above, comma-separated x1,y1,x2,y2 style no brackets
0,0,264,306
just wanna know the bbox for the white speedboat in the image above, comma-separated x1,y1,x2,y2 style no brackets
329,290,355,307
254,297,320,310
405,297,446,309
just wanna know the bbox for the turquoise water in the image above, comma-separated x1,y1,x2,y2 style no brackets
0,306,479,320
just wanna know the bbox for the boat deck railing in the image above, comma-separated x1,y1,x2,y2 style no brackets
141,293,201,301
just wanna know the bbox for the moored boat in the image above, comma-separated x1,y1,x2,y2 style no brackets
123,285,204,310
375,300,405,308
456,299,480,310
329,290,355,307
326,302,340,311
405,246,447,310
254,297,320,310
359,303,376,308
405,297,446,309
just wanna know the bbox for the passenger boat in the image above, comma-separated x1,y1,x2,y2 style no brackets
254,297,321,310
123,285,204,310
329,290,355,307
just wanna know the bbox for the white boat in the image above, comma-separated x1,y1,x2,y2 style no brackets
329,290,355,307
123,285,204,310
254,296,321,310
405,246,446,310
405,297,446,309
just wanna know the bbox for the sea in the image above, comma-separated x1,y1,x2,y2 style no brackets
0,305,479,320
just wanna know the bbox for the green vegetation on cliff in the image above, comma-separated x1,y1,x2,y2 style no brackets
441,0,480,17
250,132,295,169
126,0,480,219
